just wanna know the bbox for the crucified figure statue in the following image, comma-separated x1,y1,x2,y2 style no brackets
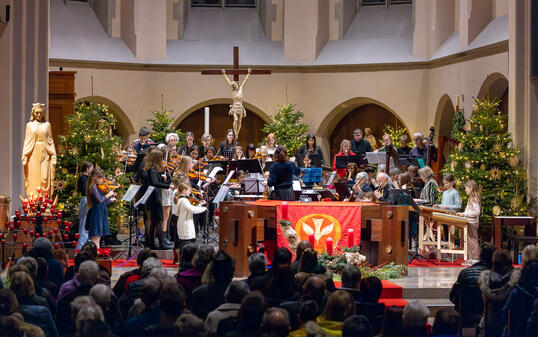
221,68,251,140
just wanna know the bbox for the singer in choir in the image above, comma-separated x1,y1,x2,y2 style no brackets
350,128,373,155
198,133,213,158
266,133,278,156
397,135,412,156
179,131,197,156
333,139,355,179
297,133,324,166
219,129,240,160
409,132,428,160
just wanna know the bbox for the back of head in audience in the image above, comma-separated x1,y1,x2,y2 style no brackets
322,290,356,322
137,248,158,268
273,247,292,269
160,282,186,320
141,276,162,307
298,300,319,324
296,241,313,262
479,242,496,269
78,260,100,286
211,250,235,282
298,248,319,273
492,249,513,275
175,313,206,337
76,304,104,324
193,244,214,271
302,276,326,303
432,308,459,336
71,296,96,322
522,244,538,266
519,260,538,291
237,290,268,329
360,276,383,304
81,241,98,259
32,237,53,252
402,300,430,328
0,288,19,315
181,243,199,269
225,281,250,304
248,253,267,276
77,320,113,337
341,264,361,289
342,315,373,337
141,257,163,275
9,271,35,299
35,257,48,281
262,307,290,337
16,256,37,280
90,284,112,308
74,252,96,273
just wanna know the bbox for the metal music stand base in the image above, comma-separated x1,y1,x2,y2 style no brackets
113,203,141,265
408,251,438,265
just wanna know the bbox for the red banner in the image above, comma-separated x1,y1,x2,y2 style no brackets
275,202,362,255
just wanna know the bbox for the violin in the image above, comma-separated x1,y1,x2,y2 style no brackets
116,151,137,166
97,177,120,194
188,169,210,181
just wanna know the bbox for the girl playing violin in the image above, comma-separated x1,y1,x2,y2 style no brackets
245,143,257,159
202,146,217,162
234,146,245,160
86,167,117,249
175,182,207,255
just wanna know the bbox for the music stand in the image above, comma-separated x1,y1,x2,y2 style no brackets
301,168,322,185
233,159,263,174
324,171,338,187
296,154,322,167
334,182,352,200
335,155,366,169
115,185,141,264
244,177,265,194
206,160,229,171
318,189,339,201
389,189,438,265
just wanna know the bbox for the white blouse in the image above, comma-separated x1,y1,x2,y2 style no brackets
175,197,207,240
461,198,481,225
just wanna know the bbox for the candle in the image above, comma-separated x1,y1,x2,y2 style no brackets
64,226,69,233
54,243,59,249
71,241,77,247
54,228,59,233
281,201,289,220
0,233,3,239
30,230,34,237
35,233,40,238
23,228,28,235
1,239,5,246
12,234,17,241
308,233,315,249
22,243,27,250
348,228,355,248
57,219,61,225
63,234,69,241
58,211,62,218
36,211,41,217
16,220,21,227
75,233,80,239
326,237,333,256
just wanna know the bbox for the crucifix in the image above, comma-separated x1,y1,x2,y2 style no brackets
201,46,271,140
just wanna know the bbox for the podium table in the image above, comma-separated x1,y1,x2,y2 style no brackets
492,216,535,249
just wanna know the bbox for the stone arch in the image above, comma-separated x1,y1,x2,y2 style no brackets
434,94,456,138
76,96,135,144
317,97,411,159
476,72,508,130
172,98,271,128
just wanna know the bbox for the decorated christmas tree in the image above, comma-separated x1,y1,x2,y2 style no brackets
451,108,466,139
380,125,414,148
55,102,131,236
262,104,308,155
443,97,532,226
146,108,184,145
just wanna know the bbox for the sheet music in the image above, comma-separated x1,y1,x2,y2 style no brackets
122,185,141,203
366,152,395,166
223,170,235,185
134,186,155,208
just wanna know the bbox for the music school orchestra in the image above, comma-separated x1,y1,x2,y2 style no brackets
76,125,482,264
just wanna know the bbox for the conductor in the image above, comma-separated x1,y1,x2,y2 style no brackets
267,146,300,201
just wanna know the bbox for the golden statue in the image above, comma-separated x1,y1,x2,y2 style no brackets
22,103,57,197
221,68,251,140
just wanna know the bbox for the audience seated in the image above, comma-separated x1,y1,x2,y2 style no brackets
90,283,122,335
142,281,188,337
503,260,538,337
261,307,291,337
479,249,520,337
289,300,320,337
175,313,206,337
339,264,362,302
176,244,214,305
121,276,162,337
113,248,157,298
245,253,268,291
178,242,199,273
291,241,313,276
16,256,55,314
280,275,326,330
35,257,59,300
356,276,385,335
450,242,495,312
191,250,235,320
26,238,64,289
295,248,335,291
342,315,373,337
205,280,249,336
401,300,429,337
257,247,298,306
217,290,268,337
56,260,100,336
432,308,459,337
316,290,356,337
0,288,46,337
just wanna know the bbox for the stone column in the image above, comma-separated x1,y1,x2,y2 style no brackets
121,0,166,61
0,0,49,201
413,0,455,59
508,0,538,198
284,0,329,62
459,0,493,49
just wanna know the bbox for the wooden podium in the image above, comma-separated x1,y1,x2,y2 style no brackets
219,201,409,277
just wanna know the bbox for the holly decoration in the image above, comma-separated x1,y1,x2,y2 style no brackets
442,97,534,226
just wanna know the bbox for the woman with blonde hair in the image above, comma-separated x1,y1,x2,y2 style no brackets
418,166,439,207
333,139,355,179
266,133,278,156
317,290,356,336
457,180,482,262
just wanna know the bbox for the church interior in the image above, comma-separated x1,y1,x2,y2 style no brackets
0,1,538,336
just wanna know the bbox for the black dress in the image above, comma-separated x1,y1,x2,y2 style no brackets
297,145,324,166
267,161,300,201
147,168,170,221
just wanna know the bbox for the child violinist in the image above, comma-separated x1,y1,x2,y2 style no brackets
170,174,189,264
456,180,481,262
76,161,93,250
175,182,207,253
234,146,245,160
86,167,117,249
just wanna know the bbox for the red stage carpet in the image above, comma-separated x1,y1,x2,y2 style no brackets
408,259,466,267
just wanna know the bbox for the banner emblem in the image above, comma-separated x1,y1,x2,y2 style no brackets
294,214,342,252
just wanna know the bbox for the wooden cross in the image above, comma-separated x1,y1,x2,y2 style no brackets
201,46,271,81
